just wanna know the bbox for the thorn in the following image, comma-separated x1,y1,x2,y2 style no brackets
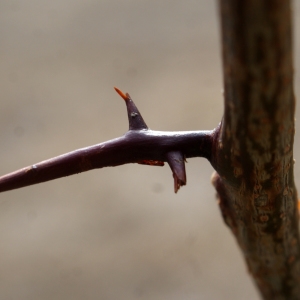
114,87,148,131
166,151,186,193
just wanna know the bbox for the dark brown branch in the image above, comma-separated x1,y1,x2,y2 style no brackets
213,1,300,298
0,89,213,193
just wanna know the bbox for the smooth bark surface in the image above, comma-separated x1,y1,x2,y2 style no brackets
212,1,300,298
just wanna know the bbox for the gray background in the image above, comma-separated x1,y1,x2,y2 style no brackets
1,1,300,299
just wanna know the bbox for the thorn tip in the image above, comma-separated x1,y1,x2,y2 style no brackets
114,87,128,101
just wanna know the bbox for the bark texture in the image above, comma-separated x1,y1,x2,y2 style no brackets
211,1,300,298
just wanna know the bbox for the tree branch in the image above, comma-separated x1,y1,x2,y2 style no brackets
0,88,213,193
212,0,300,298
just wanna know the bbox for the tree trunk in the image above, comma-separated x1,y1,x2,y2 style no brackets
211,0,300,298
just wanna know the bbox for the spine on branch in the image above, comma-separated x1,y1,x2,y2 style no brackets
0,88,213,193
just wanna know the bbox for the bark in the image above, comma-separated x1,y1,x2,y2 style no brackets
211,0,300,298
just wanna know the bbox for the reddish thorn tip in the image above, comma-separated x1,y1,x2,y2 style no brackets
114,87,129,101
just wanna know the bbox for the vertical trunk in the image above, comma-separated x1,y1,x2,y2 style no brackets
212,1,300,298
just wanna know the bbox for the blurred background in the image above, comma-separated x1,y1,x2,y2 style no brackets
0,1,299,299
